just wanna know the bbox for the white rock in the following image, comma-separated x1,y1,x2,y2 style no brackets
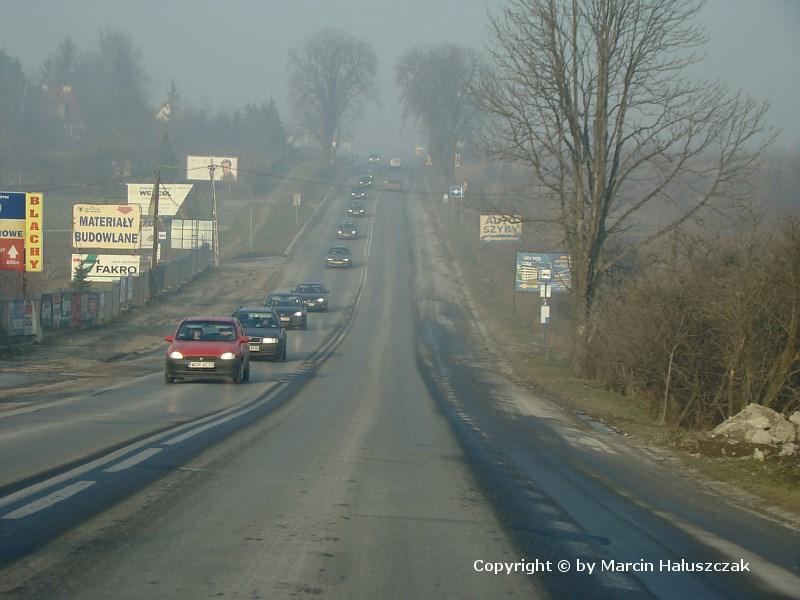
753,448,765,461
779,443,797,457
712,403,796,445
789,411,800,427
744,429,773,445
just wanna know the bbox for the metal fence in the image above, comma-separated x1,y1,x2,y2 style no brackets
0,246,212,342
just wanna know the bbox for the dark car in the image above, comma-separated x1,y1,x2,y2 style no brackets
336,221,359,240
347,201,367,217
264,293,307,329
164,317,250,384
292,282,330,311
350,186,368,200
231,308,287,361
368,154,381,164
326,246,353,268
358,174,374,187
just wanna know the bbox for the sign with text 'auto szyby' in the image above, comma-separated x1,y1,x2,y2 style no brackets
515,252,571,292
71,254,141,282
73,204,141,250
480,214,523,242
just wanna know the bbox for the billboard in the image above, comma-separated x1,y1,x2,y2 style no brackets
0,191,25,240
0,240,24,271
127,183,193,216
73,204,141,250
480,214,523,242
171,219,213,249
186,155,238,182
71,254,142,282
515,252,571,292
25,193,43,272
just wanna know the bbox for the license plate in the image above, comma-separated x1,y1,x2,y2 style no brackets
280,316,290,321
249,345,260,351
188,361,214,369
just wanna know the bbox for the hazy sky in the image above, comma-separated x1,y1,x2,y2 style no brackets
1,0,798,154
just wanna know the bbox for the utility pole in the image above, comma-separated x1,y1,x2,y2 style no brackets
210,164,220,266
149,167,161,303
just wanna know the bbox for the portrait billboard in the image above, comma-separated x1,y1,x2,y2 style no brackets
186,155,238,182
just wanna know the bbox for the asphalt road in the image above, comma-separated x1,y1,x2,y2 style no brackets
0,171,798,599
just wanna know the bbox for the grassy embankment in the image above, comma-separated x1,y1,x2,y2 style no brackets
423,168,800,518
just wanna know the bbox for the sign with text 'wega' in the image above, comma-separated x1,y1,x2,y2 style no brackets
73,204,141,250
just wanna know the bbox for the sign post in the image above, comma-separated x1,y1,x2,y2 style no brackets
293,193,302,226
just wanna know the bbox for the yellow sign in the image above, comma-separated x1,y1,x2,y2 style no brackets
25,193,43,272
73,204,141,249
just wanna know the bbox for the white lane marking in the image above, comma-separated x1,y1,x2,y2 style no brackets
163,382,287,446
0,382,278,511
103,447,163,473
2,480,95,520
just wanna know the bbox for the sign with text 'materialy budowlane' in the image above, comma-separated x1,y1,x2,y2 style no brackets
73,204,141,250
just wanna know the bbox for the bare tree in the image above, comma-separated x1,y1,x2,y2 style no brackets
288,29,378,164
475,0,774,374
396,44,482,180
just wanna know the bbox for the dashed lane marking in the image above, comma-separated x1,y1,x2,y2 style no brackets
2,480,95,520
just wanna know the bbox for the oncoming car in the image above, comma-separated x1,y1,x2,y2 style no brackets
292,282,330,311
347,201,367,217
336,221,358,239
164,317,250,384
231,308,287,361
350,187,368,200
264,293,308,329
326,246,353,268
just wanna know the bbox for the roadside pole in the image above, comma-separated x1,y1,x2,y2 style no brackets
210,164,220,267
249,204,254,253
540,275,552,363
149,167,161,303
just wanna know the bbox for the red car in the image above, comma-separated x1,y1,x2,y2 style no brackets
164,317,251,384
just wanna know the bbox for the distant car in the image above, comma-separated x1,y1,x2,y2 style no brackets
336,221,359,240
292,282,330,311
326,246,353,268
368,154,381,164
384,179,402,191
164,317,250,384
351,187,368,200
231,308,287,361
358,175,373,187
264,293,307,329
448,185,464,198
347,201,367,217
389,158,401,168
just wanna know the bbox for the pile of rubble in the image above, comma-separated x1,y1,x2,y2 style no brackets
702,404,800,460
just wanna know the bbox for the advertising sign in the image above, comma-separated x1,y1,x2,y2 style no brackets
171,219,213,249
126,183,193,216
515,252,571,292
480,214,523,242
25,193,43,272
71,254,142,282
186,155,238,182
0,191,25,241
0,239,24,271
73,204,141,249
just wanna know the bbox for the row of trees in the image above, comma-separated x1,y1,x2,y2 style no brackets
0,33,288,191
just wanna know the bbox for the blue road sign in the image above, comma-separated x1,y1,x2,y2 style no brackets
516,252,571,292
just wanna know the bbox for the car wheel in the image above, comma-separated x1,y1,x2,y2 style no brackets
232,363,243,384
243,362,250,382
302,319,308,330
164,370,174,384
282,345,287,361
